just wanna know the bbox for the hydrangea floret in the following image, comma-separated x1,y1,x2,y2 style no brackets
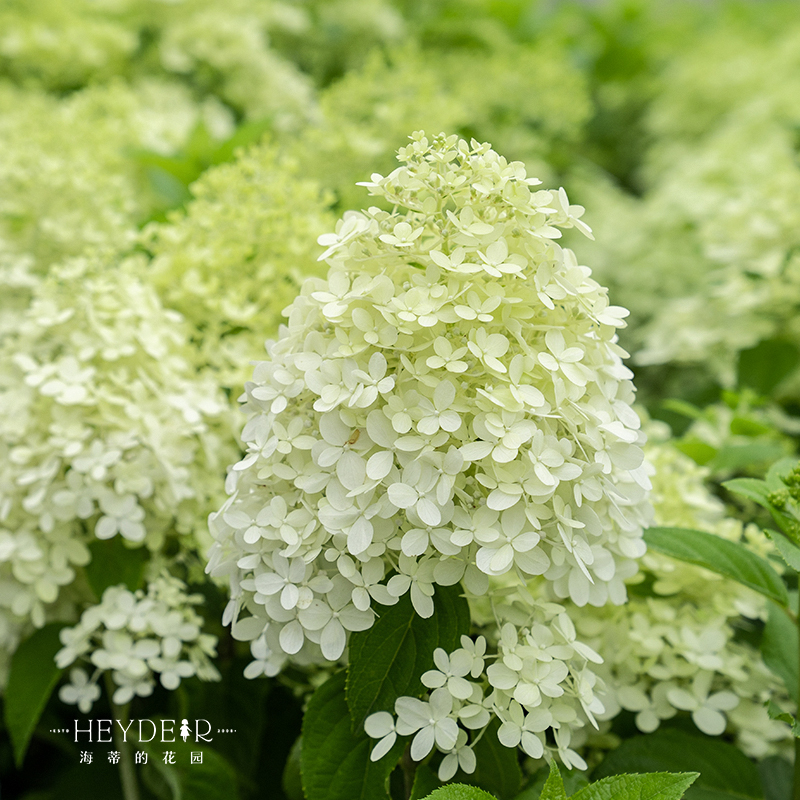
207,132,652,770
56,575,219,709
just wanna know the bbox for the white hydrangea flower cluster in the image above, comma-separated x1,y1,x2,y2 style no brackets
573,430,792,758
208,133,652,761
56,575,219,710
0,253,238,657
366,599,605,777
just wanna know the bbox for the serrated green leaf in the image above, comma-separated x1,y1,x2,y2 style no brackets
539,762,566,800
765,700,800,737
572,773,698,800
5,623,65,767
513,765,588,800
301,671,404,800
421,785,497,800
722,479,800,544
85,536,148,599
766,529,800,571
592,729,763,800
721,477,772,507
761,600,798,695
643,527,788,607
346,583,470,729
456,718,522,800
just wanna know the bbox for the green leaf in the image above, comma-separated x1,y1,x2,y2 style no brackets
410,764,441,800
457,718,522,800
85,536,148,599
761,600,798,694
707,442,786,473
592,729,763,800
766,529,800,571
282,737,304,800
301,671,403,800
766,458,797,489
759,756,793,800
722,479,800,544
421,786,497,800
539,762,567,800
572,773,698,800
737,338,800,396
729,416,774,437
643,527,788,607
5,623,65,767
140,736,241,800
346,583,470,729
180,747,241,800
674,440,717,467
513,766,588,800
765,700,800,737
210,118,272,165
721,477,772,507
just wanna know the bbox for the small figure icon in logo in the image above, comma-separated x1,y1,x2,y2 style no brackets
180,719,191,743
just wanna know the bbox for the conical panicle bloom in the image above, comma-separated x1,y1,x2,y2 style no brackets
207,132,652,673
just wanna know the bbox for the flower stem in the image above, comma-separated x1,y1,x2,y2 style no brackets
105,676,140,800
401,744,417,800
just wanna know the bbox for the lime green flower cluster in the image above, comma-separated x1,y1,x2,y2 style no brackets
0,0,315,125
143,142,334,387
0,253,238,684
0,78,233,284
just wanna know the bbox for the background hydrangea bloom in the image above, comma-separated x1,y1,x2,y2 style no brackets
142,142,334,387
0,252,238,682
573,429,792,759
